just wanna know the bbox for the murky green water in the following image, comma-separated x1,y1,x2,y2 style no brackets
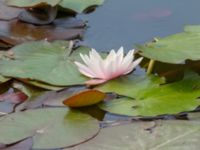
79,0,200,51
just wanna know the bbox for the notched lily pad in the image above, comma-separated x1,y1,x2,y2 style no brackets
0,40,91,86
0,108,99,149
137,25,200,64
98,72,200,116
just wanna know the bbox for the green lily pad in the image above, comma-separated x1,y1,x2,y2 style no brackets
98,72,200,116
0,40,89,86
6,0,61,7
0,108,99,149
137,25,200,64
59,0,105,13
67,120,200,150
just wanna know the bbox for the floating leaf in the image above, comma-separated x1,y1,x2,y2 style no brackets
66,120,200,150
137,25,200,64
63,90,106,107
98,72,200,116
18,79,64,90
97,74,164,98
0,108,99,149
6,0,61,7
18,5,58,25
0,0,23,20
0,19,84,45
59,0,105,13
6,0,104,13
2,138,33,150
0,40,89,86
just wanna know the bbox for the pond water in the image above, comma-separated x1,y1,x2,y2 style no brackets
79,0,200,51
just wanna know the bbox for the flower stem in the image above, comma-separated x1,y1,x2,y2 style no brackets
147,59,155,75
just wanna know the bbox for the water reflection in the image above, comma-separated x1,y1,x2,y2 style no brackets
79,0,200,51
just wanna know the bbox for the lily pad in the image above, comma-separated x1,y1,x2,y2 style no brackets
63,90,106,107
0,108,99,149
0,0,23,20
6,0,104,13
59,0,105,13
98,72,200,116
137,25,200,64
0,40,89,86
6,0,61,7
0,19,84,45
67,120,200,150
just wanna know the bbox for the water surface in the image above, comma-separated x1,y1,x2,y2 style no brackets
79,0,200,51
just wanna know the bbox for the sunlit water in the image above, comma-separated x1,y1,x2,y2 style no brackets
79,0,200,51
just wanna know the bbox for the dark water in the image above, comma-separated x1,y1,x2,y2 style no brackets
79,0,200,51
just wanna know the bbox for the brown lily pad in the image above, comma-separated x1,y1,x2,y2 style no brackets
63,89,106,107
0,19,85,45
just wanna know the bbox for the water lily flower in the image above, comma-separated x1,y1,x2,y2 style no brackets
74,47,143,85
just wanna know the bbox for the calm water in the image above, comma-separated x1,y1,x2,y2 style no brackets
79,0,200,51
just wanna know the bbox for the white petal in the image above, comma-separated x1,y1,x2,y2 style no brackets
116,47,124,68
121,50,134,67
123,57,143,75
105,49,117,65
74,61,96,78
80,53,91,66
90,48,103,61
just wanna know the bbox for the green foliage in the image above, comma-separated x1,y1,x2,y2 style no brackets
0,40,89,86
98,72,200,116
137,25,200,64
0,108,99,149
68,120,200,150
